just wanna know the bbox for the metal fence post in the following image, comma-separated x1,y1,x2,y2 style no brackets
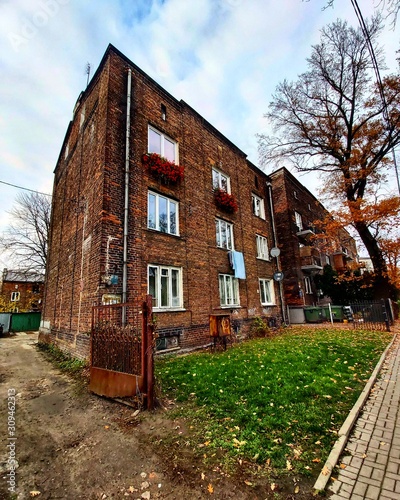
143,295,154,410
381,298,390,332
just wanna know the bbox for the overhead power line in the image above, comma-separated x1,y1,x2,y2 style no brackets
350,0,400,196
0,180,52,197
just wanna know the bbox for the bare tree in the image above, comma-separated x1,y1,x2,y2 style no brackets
312,0,400,28
1,192,51,273
385,0,400,25
258,16,400,298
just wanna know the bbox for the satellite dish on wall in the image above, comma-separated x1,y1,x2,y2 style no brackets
270,247,280,258
273,272,284,282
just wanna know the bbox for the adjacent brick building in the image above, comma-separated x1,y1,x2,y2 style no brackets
39,44,282,359
0,269,44,312
269,167,358,307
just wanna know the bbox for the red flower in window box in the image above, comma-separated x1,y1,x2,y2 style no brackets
214,188,238,213
142,153,184,184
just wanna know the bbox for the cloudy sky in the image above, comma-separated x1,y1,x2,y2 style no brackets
0,0,399,267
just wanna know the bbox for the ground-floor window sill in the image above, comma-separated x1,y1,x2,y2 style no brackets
153,308,186,313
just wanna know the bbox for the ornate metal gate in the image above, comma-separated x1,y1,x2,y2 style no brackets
89,296,154,409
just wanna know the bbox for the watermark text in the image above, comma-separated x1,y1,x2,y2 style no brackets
6,388,17,493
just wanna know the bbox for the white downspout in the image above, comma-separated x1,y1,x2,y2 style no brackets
122,68,132,310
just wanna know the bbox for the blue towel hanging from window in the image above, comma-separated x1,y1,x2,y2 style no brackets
228,251,246,279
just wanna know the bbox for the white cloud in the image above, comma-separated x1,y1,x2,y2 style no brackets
0,0,399,241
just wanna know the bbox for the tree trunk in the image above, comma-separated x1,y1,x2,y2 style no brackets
354,220,396,299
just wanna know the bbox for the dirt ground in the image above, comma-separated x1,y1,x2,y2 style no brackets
0,333,320,500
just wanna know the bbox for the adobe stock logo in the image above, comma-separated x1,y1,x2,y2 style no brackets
8,0,71,53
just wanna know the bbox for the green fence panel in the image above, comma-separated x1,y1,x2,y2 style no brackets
10,312,41,332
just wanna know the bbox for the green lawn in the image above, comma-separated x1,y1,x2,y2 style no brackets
155,327,391,475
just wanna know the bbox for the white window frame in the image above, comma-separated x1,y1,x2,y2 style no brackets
11,291,20,302
148,191,179,235
259,279,275,306
304,276,313,294
148,265,183,310
148,125,178,163
252,194,265,219
215,218,234,250
295,211,303,231
219,274,240,307
256,235,269,260
212,168,231,193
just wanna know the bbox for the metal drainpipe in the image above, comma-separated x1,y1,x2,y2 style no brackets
122,68,132,311
266,181,287,325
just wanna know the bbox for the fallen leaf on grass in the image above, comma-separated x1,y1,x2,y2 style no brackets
312,458,321,463
293,448,302,458
233,438,247,447
30,492,41,498
270,483,278,491
322,466,330,476
201,472,206,480
244,480,253,486
286,460,293,471
207,483,214,494
294,485,300,494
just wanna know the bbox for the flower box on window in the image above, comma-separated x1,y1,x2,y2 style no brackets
214,188,238,213
142,153,184,184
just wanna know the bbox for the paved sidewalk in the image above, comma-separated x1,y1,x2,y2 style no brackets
329,327,400,499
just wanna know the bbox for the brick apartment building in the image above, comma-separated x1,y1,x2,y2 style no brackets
0,269,44,312
39,44,282,359
270,167,357,306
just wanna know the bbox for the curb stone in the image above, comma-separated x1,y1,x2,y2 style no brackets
313,330,398,493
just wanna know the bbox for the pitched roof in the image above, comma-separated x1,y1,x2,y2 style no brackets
2,269,44,283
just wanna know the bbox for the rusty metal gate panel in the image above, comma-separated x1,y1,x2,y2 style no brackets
90,297,154,407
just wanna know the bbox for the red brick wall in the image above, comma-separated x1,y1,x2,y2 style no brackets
40,47,280,359
270,167,357,306
1,280,44,311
